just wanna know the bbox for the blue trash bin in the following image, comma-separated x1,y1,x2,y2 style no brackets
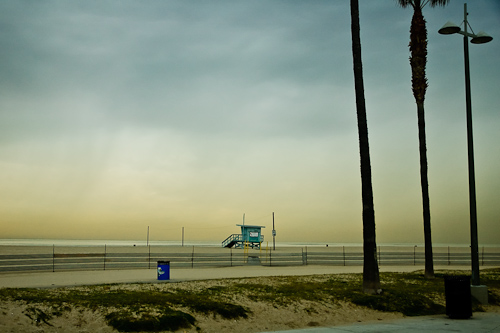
157,261,170,280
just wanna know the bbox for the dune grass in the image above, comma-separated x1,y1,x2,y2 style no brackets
232,269,499,316
0,268,499,332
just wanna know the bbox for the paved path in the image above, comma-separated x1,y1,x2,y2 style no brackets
0,265,469,289
267,312,500,332
0,265,368,288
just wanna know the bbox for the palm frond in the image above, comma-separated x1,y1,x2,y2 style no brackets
396,0,416,9
397,0,450,9
428,0,451,8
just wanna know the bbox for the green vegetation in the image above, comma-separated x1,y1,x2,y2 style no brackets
233,273,446,315
1,268,499,332
232,269,499,316
0,285,248,332
105,309,196,332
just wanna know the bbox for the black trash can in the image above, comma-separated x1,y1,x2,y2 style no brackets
444,275,472,319
157,261,170,280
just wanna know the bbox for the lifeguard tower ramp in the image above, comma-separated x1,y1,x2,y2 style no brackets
222,224,265,249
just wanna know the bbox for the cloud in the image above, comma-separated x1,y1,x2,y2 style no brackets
1,1,353,141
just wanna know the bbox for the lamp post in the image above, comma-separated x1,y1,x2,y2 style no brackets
438,3,492,286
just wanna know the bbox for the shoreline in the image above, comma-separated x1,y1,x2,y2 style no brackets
2,243,499,254
2,238,499,248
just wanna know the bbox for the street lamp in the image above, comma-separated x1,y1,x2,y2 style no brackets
438,3,492,287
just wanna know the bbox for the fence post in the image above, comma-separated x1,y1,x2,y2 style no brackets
481,246,484,266
244,242,249,264
343,246,346,266
448,245,451,266
52,244,55,272
104,244,106,271
264,245,269,265
191,246,195,268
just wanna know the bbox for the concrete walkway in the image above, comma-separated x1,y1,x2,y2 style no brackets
0,264,484,289
0,265,425,289
267,312,500,332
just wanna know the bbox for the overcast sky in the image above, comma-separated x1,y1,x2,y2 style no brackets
1,1,499,245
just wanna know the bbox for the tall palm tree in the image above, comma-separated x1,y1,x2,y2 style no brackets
397,0,450,279
350,0,380,294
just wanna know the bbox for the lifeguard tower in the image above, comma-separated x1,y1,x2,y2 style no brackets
222,224,265,249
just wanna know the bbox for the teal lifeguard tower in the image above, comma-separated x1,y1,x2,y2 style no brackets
222,224,265,249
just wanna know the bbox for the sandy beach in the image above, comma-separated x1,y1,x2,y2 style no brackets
1,245,499,332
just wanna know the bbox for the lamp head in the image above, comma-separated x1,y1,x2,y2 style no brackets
439,21,461,35
471,31,493,44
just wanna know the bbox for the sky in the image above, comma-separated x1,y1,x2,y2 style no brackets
1,1,499,246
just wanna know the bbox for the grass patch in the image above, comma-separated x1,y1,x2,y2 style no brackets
0,285,249,331
105,308,195,332
24,306,55,326
230,269,500,316
345,272,447,316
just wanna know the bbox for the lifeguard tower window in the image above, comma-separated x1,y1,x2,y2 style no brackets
222,224,265,249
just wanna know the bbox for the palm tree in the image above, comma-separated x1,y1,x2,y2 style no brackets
350,0,380,294
397,0,450,279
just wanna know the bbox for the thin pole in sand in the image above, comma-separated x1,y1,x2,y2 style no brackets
182,227,184,247
272,212,276,251
52,244,55,272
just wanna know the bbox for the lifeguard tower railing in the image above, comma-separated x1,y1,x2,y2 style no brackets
222,234,243,248
222,234,264,248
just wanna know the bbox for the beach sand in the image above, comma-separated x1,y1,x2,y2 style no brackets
1,245,499,332
0,277,407,333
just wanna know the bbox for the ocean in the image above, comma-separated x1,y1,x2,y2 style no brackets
0,238,496,248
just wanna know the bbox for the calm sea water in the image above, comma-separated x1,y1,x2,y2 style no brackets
0,238,495,248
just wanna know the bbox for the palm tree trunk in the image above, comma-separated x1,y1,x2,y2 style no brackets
350,0,380,294
417,102,434,278
410,5,434,278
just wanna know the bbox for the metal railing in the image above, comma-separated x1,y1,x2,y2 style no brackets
1,246,499,274
221,234,265,248
222,234,242,248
